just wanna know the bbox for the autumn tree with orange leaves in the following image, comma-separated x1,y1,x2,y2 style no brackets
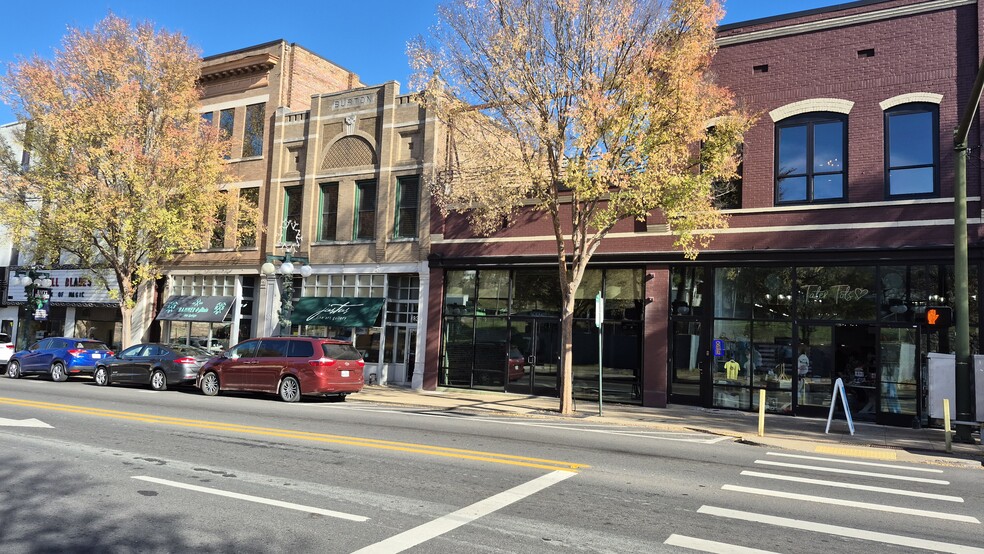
410,0,750,414
0,15,232,348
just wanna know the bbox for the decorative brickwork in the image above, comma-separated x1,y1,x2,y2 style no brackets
321,136,376,169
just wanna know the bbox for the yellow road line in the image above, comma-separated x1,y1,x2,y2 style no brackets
0,397,587,472
815,444,898,461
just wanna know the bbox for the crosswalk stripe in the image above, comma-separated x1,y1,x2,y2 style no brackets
698,506,984,553
766,452,944,473
664,534,780,553
721,485,979,523
754,460,949,484
740,471,964,502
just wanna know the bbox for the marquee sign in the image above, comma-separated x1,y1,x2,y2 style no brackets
5,269,119,305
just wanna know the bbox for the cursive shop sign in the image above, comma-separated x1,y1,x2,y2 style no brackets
800,284,870,304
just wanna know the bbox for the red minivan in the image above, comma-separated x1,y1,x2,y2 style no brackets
197,337,365,402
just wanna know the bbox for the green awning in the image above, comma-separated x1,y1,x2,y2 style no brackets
156,295,235,322
290,297,385,327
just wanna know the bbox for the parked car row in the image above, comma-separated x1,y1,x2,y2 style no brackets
4,335,365,402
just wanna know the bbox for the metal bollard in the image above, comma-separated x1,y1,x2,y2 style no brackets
758,389,766,437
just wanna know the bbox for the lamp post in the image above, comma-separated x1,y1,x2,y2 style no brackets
16,266,53,322
260,220,312,336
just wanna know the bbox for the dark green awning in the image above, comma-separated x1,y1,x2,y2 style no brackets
290,297,385,327
156,295,235,322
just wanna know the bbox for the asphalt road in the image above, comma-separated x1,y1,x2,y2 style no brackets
1,377,982,553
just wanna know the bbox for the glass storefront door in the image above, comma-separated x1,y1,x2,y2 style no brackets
670,320,705,405
878,326,920,425
506,318,559,396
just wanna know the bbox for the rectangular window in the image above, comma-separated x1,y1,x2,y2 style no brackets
237,187,259,249
241,103,265,158
394,176,420,238
282,186,303,244
319,182,339,241
354,180,376,240
776,113,846,204
210,203,226,249
201,112,214,125
886,104,938,197
702,128,742,210
219,108,234,138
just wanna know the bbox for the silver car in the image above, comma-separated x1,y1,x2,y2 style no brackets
94,343,212,391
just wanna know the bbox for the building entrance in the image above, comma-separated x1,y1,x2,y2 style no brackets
506,318,559,396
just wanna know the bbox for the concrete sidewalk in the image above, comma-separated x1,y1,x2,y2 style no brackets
352,385,983,468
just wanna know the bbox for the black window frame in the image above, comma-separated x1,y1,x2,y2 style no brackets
884,102,939,199
774,112,848,205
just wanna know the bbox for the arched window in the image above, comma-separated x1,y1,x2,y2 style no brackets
775,112,847,204
884,103,938,197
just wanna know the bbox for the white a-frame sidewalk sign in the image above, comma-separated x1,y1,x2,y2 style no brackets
825,377,855,435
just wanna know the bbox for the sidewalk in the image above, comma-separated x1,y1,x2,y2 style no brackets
352,385,984,468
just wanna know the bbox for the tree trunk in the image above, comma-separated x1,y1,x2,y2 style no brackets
558,305,575,414
120,304,133,350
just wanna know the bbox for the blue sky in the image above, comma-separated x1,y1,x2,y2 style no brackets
0,0,846,123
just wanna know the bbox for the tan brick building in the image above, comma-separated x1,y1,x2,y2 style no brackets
263,82,437,386
155,40,366,357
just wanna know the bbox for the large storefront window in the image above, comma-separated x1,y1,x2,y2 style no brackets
714,267,793,320
797,266,877,321
164,274,252,352
687,262,979,425
440,268,643,403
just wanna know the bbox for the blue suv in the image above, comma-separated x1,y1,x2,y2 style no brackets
6,337,114,381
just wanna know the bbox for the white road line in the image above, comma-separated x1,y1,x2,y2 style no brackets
664,534,780,553
754,460,949,485
721,484,979,523
131,476,369,522
766,452,945,473
698,505,984,553
740,471,964,502
352,470,575,554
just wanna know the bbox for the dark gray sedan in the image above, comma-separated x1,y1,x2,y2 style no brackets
93,343,213,391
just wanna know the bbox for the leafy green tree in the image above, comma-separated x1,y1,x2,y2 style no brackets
0,14,232,347
410,0,750,413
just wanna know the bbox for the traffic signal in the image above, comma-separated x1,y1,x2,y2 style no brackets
924,306,952,327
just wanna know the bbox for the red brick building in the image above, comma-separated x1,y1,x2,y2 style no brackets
422,0,983,426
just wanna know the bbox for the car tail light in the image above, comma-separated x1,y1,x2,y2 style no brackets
308,357,337,368
356,359,366,368
106,351,114,357
3,345,13,349
174,357,198,364
67,349,84,356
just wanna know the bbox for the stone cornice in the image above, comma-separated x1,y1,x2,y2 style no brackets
199,53,279,83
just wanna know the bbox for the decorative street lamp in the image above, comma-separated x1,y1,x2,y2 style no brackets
260,220,312,336
16,266,53,321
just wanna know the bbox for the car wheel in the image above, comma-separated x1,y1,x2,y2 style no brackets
50,362,68,382
7,361,21,379
200,372,220,396
150,369,167,391
93,366,109,386
279,376,301,403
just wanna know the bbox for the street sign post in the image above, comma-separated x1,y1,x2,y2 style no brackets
595,292,604,416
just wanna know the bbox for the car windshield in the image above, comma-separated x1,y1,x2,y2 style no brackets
169,344,212,357
76,341,110,350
